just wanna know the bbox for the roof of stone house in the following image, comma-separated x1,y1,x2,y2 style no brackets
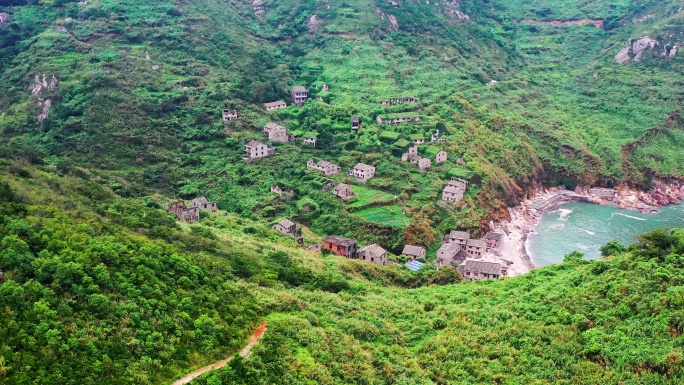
461,259,503,275
402,245,426,257
323,235,356,246
303,131,319,138
193,196,209,205
277,218,295,228
334,183,352,191
410,133,425,140
263,101,286,107
443,185,465,194
264,122,285,131
351,117,360,122
485,232,503,241
438,242,460,255
245,140,265,147
358,244,386,258
318,160,333,167
291,85,307,92
466,239,487,248
448,230,470,240
354,163,375,171
223,109,237,114
419,158,430,164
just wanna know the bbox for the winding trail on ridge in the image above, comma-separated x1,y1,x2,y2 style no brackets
171,321,268,385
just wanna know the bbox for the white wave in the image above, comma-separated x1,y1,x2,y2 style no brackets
578,228,596,235
557,208,573,221
611,212,647,221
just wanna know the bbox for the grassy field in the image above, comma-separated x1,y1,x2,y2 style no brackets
349,185,397,208
354,205,410,228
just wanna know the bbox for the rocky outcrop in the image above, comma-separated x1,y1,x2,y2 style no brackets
252,0,265,19
615,36,659,63
28,74,60,124
442,1,469,21
376,8,399,31
307,15,323,32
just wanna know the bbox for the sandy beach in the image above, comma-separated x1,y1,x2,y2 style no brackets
492,181,684,277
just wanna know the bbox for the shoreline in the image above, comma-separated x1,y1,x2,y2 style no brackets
493,180,684,277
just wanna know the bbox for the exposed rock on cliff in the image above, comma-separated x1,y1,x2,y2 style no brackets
615,36,659,63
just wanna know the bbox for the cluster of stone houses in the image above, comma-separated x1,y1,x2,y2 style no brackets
322,236,388,266
442,178,468,204
401,145,432,173
166,196,218,223
307,159,341,176
434,229,507,280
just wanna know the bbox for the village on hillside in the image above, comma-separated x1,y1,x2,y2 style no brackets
159,83,520,280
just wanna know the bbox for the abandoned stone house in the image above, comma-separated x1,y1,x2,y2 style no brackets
271,185,294,200
244,140,275,160
264,122,292,143
322,182,335,192
380,100,390,106
431,130,448,143
222,110,238,121
272,218,302,239
376,113,421,125
418,158,431,173
0,12,9,25
302,132,318,146
444,230,470,246
332,183,355,199
291,86,308,106
459,259,508,280
167,201,200,223
307,159,341,176
435,151,448,163
465,239,486,258
358,244,388,266
263,101,287,111
321,83,329,91
402,145,419,162
442,178,468,203
455,158,466,167
436,242,461,267
322,235,357,258
589,187,617,200
402,245,426,260
411,134,425,145
348,163,375,180
351,117,361,131
390,97,417,104
484,232,503,251
192,196,218,212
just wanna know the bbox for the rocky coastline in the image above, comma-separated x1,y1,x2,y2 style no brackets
491,180,684,276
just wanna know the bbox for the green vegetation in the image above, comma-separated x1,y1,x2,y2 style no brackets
349,186,397,208
354,205,409,228
1,0,684,382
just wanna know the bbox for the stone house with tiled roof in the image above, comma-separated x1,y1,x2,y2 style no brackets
332,183,355,200
358,244,388,265
401,245,426,260
272,218,302,239
323,236,357,258
263,101,287,110
466,239,487,258
459,259,507,280
348,163,375,180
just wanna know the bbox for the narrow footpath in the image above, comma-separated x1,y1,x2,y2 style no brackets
171,321,268,385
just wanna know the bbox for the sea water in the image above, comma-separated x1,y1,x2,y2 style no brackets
528,201,684,266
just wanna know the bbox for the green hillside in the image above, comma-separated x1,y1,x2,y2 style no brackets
1,0,684,383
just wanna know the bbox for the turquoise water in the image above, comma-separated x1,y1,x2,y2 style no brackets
528,201,684,267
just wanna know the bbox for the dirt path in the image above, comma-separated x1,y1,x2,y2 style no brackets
522,18,604,28
171,321,268,385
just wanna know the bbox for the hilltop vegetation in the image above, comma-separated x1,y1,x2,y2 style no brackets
1,0,683,250
1,161,683,384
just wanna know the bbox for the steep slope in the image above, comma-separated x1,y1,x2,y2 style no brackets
0,1,683,253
